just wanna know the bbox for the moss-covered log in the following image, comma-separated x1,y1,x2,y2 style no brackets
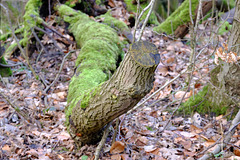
56,4,160,146
153,0,199,38
70,43,158,146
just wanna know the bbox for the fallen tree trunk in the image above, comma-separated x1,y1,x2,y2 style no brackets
56,4,160,147
68,41,159,147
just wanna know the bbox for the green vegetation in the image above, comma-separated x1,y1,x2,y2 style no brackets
3,0,43,56
221,0,235,9
0,27,24,41
218,21,232,35
124,0,159,25
153,0,198,35
0,57,12,77
65,0,81,7
179,86,228,115
97,12,130,33
81,155,88,160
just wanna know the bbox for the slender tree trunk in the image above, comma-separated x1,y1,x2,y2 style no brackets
208,0,240,113
228,0,240,53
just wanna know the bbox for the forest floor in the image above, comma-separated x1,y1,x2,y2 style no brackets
0,0,240,160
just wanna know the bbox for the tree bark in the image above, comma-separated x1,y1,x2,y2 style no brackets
228,0,240,54
68,41,159,147
208,0,240,115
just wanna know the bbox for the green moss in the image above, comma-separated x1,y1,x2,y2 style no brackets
57,5,125,126
95,0,102,5
22,0,42,46
3,0,43,56
96,12,129,57
221,0,235,9
0,57,12,77
65,0,81,7
178,86,228,116
5,42,18,55
153,0,198,35
0,27,24,41
218,21,232,35
124,0,159,25
5,38,27,56
97,12,130,33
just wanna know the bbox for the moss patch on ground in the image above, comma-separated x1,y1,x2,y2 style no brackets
178,86,228,116
153,0,198,35
56,4,125,126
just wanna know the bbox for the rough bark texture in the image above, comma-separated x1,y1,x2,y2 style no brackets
210,63,240,106
69,41,159,147
228,0,240,54
208,0,240,114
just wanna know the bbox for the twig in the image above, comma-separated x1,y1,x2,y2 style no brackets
196,137,222,157
158,83,190,133
41,22,74,44
42,50,73,108
112,118,119,145
137,0,156,41
0,90,30,124
43,50,74,93
48,0,51,22
94,122,112,160
133,0,154,42
194,0,202,33
34,26,63,53
167,0,170,17
0,62,22,67
31,27,49,54
132,0,140,43
189,0,194,25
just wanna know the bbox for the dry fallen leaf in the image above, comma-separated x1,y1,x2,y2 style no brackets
135,136,148,146
57,131,71,141
110,141,125,154
174,90,192,100
2,144,11,153
157,65,169,76
144,145,157,152
214,44,240,64
111,154,121,160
